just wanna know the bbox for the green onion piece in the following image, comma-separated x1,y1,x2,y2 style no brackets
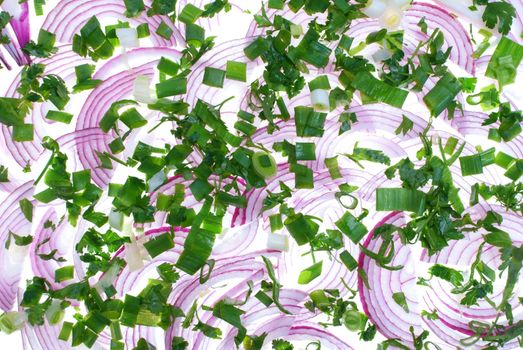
284,213,318,245
376,188,426,214
288,0,304,11
244,37,270,60
423,72,462,117
269,214,283,232
338,34,353,52
189,178,213,201
290,163,313,189
144,232,174,258
486,37,523,87
176,227,215,275
203,67,226,88
155,21,173,39
0,312,26,334
120,294,140,327
110,321,122,340
216,191,247,208
292,29,331,68
504,159,522,180
157,57,179,76
325,156,342,179
13,124,34,142
55,265,74,282
290,24,303,38
179,4,203,24
488,128,501,142
58,321,73,341
234,120,257,136
226,61,247,82
294,106,327,137
459,154,483,176
339,250,358,271
252,152,277,178
111,341,125,350
238,110,255,122
185,23,205,45
156,77,187,98
351,71,408,108
84,311,111,333
443,137,459,155
45,110,73,124
73,63,103,92
0,97,24,126
137,23,150,38
123,0,145,17
335,212,368,244
109,137,125,154
298,261,323,284
295,142,316,160
308,75,331,91
34,0,45,15
495,151,515,169
268,0,285,9
120,108,147,129
479,148,496,166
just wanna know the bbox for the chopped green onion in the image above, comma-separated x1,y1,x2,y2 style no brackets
185,23,205,45
423,73,462,117
137,23,150,38
504,159,522,180
203,67,226,88
335,212,368,244
176,227,215,275
290,163,313,189
486,37,523,87
459,154,484,176
45,110,73,124
13,124,34,142
225,61,247,82
155,21,173,39
58,321,73,341
157,57,179,76
295,142,316,160
55,265,74,282
156,77,187,98
189,178,213,201
144,232,174,258
268,0,285,9
269,214,283,232
292,29,331,68
308,76,331,91
351,71,409,108
443,137,459,155
298,261,323,284
244,37,270,60
495,151,515,169
284,213,319,246
179,4,203,24
339,250,358,271
123,0,144,17
252,152,277,178
376,188,426,214
119,108,147,129
325,156,342,179
294,106,327,137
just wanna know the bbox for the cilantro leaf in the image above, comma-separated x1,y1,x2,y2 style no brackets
482,2,516,35
272,339,293,350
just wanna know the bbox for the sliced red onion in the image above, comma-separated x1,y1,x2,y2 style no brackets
0,181,33,311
